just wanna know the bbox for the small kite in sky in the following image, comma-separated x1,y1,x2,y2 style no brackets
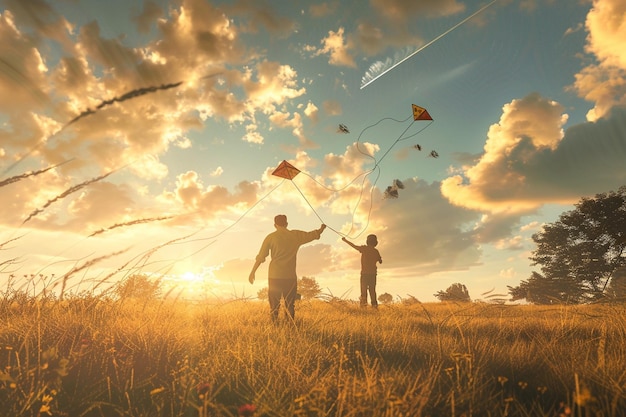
384,186,399,199
413,144,422,151
429,150,439,158
412,104,433,121
337,124,350,134
272,160,301,180
383,179,405,199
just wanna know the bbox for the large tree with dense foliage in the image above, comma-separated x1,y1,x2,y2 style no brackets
298,276,322,300
509,186,626,304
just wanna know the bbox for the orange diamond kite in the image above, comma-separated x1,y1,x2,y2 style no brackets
412,104,433,121
272,160,301,180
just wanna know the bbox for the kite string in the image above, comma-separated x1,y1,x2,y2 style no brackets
166,178,287,246
371,119,416,168
289,180,344,237
289,113,428,240
398,121,433,142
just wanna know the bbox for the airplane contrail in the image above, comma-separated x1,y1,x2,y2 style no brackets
360,0,498,89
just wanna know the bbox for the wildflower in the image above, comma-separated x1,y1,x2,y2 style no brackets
557,402,572,416
238,404,257,417
497,376,508,386
39,404,52,415
574,386,594,407
39,393,54,415
518,381,528,389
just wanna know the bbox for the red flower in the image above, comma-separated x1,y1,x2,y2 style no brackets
238,403,257,417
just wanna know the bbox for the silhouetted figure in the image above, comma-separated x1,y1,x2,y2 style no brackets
342,234,382,308
249,215,326,322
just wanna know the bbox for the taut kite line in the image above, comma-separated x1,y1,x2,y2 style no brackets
360,0,498,89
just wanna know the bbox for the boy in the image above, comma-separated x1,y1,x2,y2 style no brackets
342,234,382,308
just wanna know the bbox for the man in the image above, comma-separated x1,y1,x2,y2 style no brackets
249,214,326,321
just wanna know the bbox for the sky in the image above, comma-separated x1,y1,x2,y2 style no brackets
0,0,625,302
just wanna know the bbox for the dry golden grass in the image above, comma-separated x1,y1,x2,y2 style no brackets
1,293,625,416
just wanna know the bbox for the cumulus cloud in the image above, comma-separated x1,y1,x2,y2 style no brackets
0,0,322,237
303,102,319,123
0,11,52,115
570,0,626,121
349,178,482,276
160,171,260,220
441,93,569,215
312,27,356,68
441,92,626,240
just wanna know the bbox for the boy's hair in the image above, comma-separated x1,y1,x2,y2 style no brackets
274,214,288,227
366,234,378,246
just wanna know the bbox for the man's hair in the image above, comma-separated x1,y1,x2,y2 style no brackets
274,214,288,227
366,234,378,246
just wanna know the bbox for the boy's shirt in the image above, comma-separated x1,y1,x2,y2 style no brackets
357,245,382,274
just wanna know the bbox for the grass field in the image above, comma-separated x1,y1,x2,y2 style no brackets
1,290,625,417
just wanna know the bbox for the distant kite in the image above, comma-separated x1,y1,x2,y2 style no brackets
272,160,301,180
383,179,405,199
429,150,439,158
414,144,422,151
338,124,350,134
384,186,399,199
412,104,433,121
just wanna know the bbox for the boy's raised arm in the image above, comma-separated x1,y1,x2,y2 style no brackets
342,237,359,250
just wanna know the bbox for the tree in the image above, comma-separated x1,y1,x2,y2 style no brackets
257,287,268,301
298,276,321,300
378,293,393,305
606,266,626,300
114,274,162,300
508,272,583,304
509,186,626,304
434,283,471,302
255,277,321,301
